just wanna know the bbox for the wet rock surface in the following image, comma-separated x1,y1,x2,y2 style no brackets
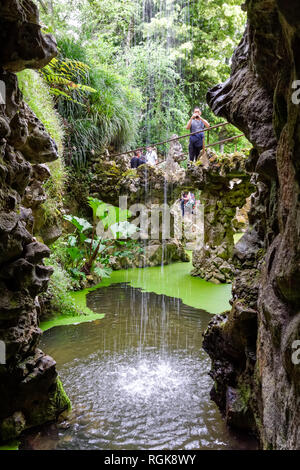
0,0,70,443
204,0,300,449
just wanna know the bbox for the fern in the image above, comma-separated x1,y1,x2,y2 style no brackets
40,37,142,168
42,56,96,104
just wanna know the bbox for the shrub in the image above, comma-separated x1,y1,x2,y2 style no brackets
18,69,67,224
43,257,83,318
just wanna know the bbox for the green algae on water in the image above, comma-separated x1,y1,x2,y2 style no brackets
41,258,232,332
40,289,105,331
40,312,105,332
78,258,232,315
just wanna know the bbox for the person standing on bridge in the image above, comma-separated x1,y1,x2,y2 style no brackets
130,149,147,169
186,107,210,162
146,146,158,166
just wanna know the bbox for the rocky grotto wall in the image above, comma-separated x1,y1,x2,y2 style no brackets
0,1,70,442
87,140,252,275
203,0,300,449
188,152,254,284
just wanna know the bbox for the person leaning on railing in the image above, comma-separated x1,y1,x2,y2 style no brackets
186,107,210,162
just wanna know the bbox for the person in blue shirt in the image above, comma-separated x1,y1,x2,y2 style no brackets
186,107,210,162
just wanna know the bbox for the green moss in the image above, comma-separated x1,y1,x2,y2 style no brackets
17,69,64,156
72,257,232,315
238,382,252,413
0,441,19,451
55,377,72,413
17,69,66,229
29,376,71,427
256,248,266,261
253,411,263,436
122,169,140,179
0,413,26,443
95,162,122,178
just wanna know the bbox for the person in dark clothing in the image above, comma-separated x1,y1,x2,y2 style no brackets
138,152,147,166
130,156,139,168
180,192,190,217
186,107,210,162
131,150,143,169
131,149,148,169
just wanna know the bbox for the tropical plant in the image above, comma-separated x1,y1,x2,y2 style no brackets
36,0,249,164
62,198,140,277
45,38,143,168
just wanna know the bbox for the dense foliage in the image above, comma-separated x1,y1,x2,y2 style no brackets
20,1,249,319
18,69,66,221
35,0,248,166
61,198,141,280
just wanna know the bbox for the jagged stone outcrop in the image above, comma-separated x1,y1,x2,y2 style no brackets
0,1,70,443
188,151,254,283
0,0,57,72
203,0,300,449
90,151,184,207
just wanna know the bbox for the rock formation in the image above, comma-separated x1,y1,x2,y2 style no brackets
164,135,186,182
88,152,189,266
0,1,70,442
86,143,254,275
203,0,300,449
188,151,254,283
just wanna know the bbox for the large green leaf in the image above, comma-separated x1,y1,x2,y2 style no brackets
64,215,92,233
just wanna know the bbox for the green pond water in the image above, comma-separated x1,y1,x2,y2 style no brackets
41,256,232,332
86,257,232,313
22,282,257,451
22,243,258,451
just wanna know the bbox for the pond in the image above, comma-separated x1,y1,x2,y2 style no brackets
21,270,257,450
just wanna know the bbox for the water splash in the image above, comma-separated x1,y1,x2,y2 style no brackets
117,359,185,399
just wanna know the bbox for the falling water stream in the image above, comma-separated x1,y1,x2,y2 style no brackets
21,272,257,450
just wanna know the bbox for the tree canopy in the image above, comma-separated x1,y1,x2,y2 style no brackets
34,0,248,166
